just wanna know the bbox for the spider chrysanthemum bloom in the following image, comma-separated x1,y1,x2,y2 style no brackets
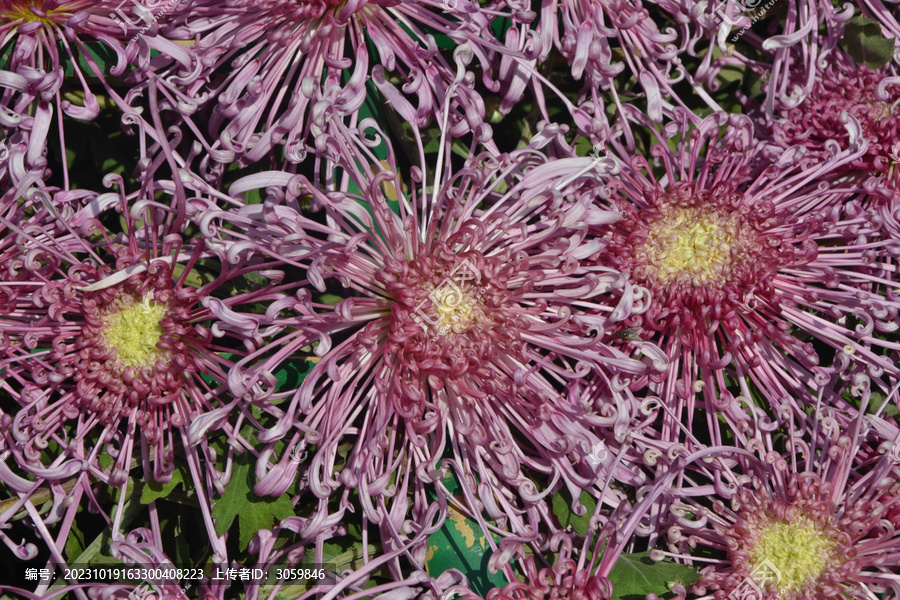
662,382,900,600
523,0,687,133
206,120,664,533
43,255,199,437
0,183,283,485
0,0,197,199
724,2,900,120
770,57,900,179
592,113,900,449
716,488,853,598
166,0,509,168
479,534,613,600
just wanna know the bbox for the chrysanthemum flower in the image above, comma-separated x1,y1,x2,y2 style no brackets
0,180,284,486
479,534,613,600
198,115,664,540
0,0,197,197
652,0,896,130
770,55,900,179
164,0,512,169
660,378,900,600
591,112,900,450
523,0,691,131
444,494,682,600
740,2,900,117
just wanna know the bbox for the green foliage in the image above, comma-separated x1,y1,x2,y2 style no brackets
608,552,701,600
425,505,506,596
274,357,314,391
423,470,506,596
199,354,313,394
842,16,896,69
315,522,376,572
64,518,86,561
552,489,598,537
257,521,380,598
211,452,295,551
60,41,127,79
864,386,899,419
140,461,191,505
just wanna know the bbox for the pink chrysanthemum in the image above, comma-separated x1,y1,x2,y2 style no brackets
738,2,899,117
199,118,665,537
483,534,612,600
525,0,688,132
591,113,900,450
770,57,900,178
0,0,196,198
0,182,281,485
660,379,900,600
165,0,511,169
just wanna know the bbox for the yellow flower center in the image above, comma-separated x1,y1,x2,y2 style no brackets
430,283,478,335
748,516,837,595
0,1,74,25
640,205,742,286
100,294,169,368
858,98,900,122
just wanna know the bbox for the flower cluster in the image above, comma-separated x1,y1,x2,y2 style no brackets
1,1,899,600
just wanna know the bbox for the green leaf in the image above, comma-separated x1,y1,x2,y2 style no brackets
47,478,146,596
608,552,701,600
245,186,264,204
274,357,314,391
157,503,194,567
711,45,747,87
172,262,216,289
100,156,126,177
575,136,595,157
64,520,85,561
97,450,115,473
61,41,126,79
867,386,899,419
211,452,295,550
356,81,390,162
314,531,376,573
425,506,506,596
552,490,597,537
140,461,190,504
199,353,312,394
317,293,343,305
422,470,507,596
842,16,896,69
